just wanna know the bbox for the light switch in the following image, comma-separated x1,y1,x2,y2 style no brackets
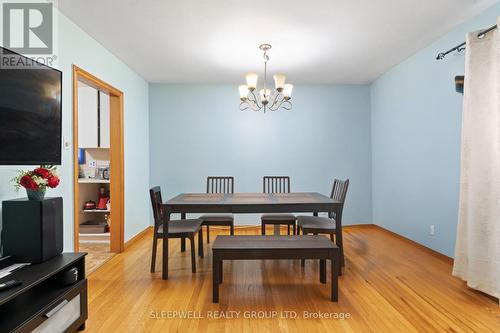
63,136,71,150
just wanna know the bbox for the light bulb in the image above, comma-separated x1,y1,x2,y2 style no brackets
273,73,286,91
283,84,293,99
238,85,248,100
245,73,258,91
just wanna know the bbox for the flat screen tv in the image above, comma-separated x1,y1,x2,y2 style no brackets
0,47,62,165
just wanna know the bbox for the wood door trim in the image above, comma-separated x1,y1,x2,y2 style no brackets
73,65,125,253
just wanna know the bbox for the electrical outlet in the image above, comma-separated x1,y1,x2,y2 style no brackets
430,225,435,236
88,160,96,167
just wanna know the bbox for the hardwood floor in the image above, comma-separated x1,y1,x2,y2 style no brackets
84,225,500,332
79,240,115,274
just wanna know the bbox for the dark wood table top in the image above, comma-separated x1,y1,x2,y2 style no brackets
164,192,339,206
212,235,338,250
162,192,341,214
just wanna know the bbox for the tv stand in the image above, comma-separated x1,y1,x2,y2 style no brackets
0,253,87,333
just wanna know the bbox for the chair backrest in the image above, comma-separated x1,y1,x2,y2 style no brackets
149,186,164,228
207,177,234,194
330,179,349,204
329,179,349,221
263,176,291,193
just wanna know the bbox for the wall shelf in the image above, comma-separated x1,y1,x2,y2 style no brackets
78,178,110,184
82,209,110,213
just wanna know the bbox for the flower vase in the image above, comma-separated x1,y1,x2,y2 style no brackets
26,188,46,201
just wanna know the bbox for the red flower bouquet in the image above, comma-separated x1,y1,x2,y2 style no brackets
12,165,60,200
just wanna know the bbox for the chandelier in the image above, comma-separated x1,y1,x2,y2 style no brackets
238,44,293,112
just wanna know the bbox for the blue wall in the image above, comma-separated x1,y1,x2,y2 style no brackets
370,3,500,257
0,9,151,251
149,84,372,225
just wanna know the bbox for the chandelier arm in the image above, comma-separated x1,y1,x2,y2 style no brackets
244,95,262,111
282,100,292,110
248,90,263,109
241,99,263,112
269,92,283,110
248,101,262,111
270,97,292,111
239,101,250,112
270,93,286,111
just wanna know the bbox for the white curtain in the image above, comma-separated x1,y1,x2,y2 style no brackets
453,17,500,301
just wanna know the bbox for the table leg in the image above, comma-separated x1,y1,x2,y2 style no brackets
198,229,204,258
213,255,220,303
301,229,306,267
320,259,326,284
162,212,171,280
219,260,223,284
181,213,186,252
334,210,345,269
331,251,339,302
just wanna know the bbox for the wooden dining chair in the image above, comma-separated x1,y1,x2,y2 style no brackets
261,176,297,235
149,186,204,276
198,177,235,243
297,179,349,269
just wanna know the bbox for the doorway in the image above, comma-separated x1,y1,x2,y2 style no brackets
72,65,124,271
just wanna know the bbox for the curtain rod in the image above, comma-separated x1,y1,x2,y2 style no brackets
436,24,497,60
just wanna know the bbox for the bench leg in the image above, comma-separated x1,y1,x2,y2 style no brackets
213,256,220,303
331,253,339,302
320,259,326,284
190,236,196,273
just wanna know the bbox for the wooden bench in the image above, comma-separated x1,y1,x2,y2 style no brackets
212,235,339,303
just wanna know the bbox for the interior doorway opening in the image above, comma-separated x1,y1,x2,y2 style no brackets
72,65,124,272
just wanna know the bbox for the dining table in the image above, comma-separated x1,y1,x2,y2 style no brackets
161,192,343,280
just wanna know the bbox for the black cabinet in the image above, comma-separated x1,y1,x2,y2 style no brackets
0,253,87,333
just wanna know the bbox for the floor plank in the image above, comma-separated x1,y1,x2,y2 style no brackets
84,225,500,332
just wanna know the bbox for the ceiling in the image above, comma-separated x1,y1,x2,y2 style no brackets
57,0,498,84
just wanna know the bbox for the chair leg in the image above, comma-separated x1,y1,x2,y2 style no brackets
198,229,204,258
190,236,196,273
230,224,234,236
206,226,210,243
301,231,307,267
150,232,158,273
261,222,266,235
